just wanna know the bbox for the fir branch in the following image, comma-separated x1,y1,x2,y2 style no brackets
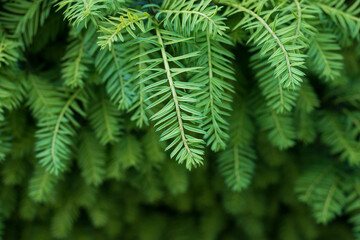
96,44,134,110
345,176,360,239
319,112,360,166
157,0,227,37
296,164,346,224
62,35,92,88
129,39,152,128
36,88,87,174
88,89,122,144
191,30,234,151
57,0,108,27
154,27,205,169
315,0,360,39
257,106,296,150
108,134,143,177
0,0,52,46
307,31,344,81
222,0,305,88
0,70,26,112
0,32,20,67
98,9,151,48
77,130,106,186
28,166,59,202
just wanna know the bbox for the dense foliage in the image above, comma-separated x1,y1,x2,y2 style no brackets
0,0,360,239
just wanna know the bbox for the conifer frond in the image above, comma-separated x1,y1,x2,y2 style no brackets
218,99,256,191
251,50,298,113
191,31,235,151
98,9,151,48
95,43,134,110
0,32,20,67
316,0,360,39
331,79,360,107
61,34,92,88
345,175,360,240
149,27,205,169
36,88,87,174
128,38,153,128
257,106,296,149
158,0,227,37
295,110,316,144
296,164,346,224
344,110,360,136
28,166,59,202
307,31,344,81
319,112,360,166
51,202,79,239
0,0,52,46
0,70,26,112
294,81,319,144
222,0,306,88
296,81,320,113
88,89,122,145
108,135,142,177
77,130,106,186
26,74,63,119
57,0,108,27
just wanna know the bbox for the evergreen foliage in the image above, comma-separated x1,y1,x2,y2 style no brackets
0,0,359,239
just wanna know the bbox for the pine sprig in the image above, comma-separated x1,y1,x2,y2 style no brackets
218,99,256,191
251,50,298,113
109,134,143,175
319,112,360,166
316,0,360,39
0,70,26,112
307,31,344,81
223,0,306,88
157,0,227,37
26,74,64,120
95,43,134,110
35,88,87,174
56,0,108,27
77,130,106,186
152,27,205,169
88,89,122,145
257,106,296,150
191,31,235,151
128,38,152,128
28,166,59,202
345,175,360,239
61,34,92,88
0,32,20,67
296,164,346,224
0,0,52,46
98,9,151,48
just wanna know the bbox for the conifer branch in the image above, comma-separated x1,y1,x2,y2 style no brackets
51,89,81,170
155,27,191,156
222,1,293,87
